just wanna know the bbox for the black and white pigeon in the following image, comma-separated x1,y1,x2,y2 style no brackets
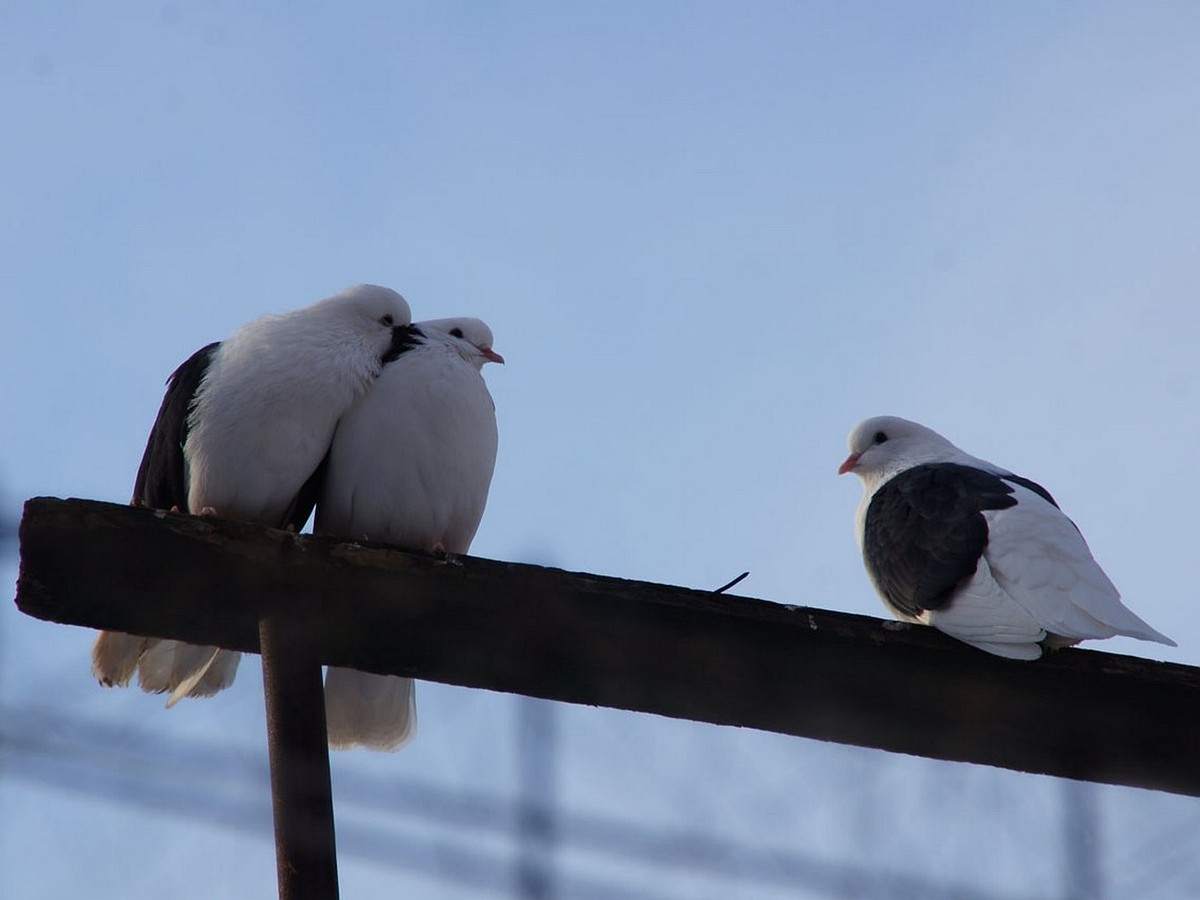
838,415,1175,660
92,284,415,704
315,316,503,750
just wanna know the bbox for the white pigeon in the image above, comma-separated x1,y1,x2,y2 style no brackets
92,284,415,704
316,316,503,750
838,415,1175,660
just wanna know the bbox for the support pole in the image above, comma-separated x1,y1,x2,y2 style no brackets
260,613,340,900
516,697,558,898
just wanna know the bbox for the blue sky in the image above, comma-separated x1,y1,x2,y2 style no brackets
3,3,1199,898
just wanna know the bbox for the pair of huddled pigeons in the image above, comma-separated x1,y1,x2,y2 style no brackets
93,285,503,750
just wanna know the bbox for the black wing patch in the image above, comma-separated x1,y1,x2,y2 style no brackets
863,463,1019,618
132,342,220,512
1001,473,1058,508
382,323,425,364
279,445,330,532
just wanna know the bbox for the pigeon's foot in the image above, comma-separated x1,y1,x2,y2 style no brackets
431,546,464,567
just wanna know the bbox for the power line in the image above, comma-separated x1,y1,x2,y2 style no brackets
1,705,1037,900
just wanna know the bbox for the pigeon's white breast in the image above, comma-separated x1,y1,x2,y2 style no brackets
319,344,498,552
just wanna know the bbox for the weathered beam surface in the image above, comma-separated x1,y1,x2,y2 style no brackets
16,497,1200,796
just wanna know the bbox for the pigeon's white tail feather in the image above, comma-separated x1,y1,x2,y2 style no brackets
324,667,416,751
136,640,239,704
1052,598,1177,647
1122,621,1176,647
984,497,1177,649
92,631,149,686
164,649,241,707
193,650,242,694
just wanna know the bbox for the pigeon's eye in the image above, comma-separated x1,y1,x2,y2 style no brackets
379,314,395,327
449,327,464,338
873,431,888,445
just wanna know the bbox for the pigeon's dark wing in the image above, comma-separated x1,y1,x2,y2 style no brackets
863,463,1019,618
279,446,330,532
132,342,220,511
1001,473,1058,508
382,322,425,364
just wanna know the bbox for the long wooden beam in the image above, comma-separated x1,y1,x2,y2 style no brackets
15,497,1200,796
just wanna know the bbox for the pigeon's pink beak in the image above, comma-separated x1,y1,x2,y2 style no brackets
837,453,860,475
482,347,505,364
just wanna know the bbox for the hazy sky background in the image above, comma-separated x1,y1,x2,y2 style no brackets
3,3,1199,898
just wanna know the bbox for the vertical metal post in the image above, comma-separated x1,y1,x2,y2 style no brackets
515,696,557,899
260,613,340,900
1063,778,1104,900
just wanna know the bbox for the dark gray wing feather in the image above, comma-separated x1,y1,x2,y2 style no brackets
1001,473,1058,508
863,463,1019,617
132,342,220,512
279,446,329,532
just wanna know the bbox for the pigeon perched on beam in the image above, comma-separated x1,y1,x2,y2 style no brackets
838,415,1175,660
316,317,502,750
92,284,415,704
